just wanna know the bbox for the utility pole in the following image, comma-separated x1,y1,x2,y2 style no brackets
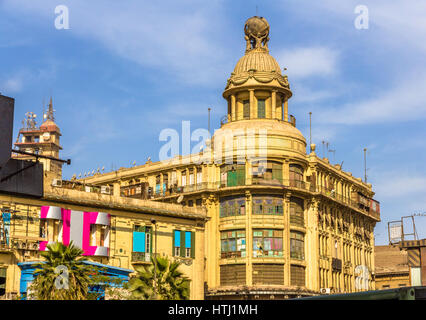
151,218,158,299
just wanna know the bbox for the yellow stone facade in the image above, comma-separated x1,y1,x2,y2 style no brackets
0,16,381,300
81,17,381,298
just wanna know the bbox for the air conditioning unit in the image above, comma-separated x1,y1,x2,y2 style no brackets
320,288,331,294
52,179,63,187
101,186,111,195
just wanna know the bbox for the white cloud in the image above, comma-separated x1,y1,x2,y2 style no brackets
317,74,426,125
2,0,232,86
1,76,23,93
276,47,339,79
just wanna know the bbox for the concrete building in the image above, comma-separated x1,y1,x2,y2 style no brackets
0,96,208,300
81,16,381,299
374,245,410,290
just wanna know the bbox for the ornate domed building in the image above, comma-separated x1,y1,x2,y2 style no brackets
83,16,381,299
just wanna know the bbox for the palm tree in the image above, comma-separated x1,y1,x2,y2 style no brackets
29,241,91,300
126,255,190,300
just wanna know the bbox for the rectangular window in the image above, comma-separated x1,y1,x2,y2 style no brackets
173,230,195,258
290,231,305,260
132,225,152,254
257,99,265,118
181,171,187,186
220,197,246,217
221,230,246,258
243,100,250,119
253,229,283,258
291,265,305,286
252,196,283,215
196,170,202,184
90,224,97,246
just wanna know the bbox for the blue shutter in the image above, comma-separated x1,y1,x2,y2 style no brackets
185,231,191,248
174,231,181,247
133,231,146,252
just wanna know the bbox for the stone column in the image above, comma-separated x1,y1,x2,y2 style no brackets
306,197,320,291
271,90,277,120
245,190,252,286
249,89,255,119
284,98,289,122
283,191,291,286
231,94,236,121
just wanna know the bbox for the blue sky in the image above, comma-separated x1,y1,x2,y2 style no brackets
1,0,426,245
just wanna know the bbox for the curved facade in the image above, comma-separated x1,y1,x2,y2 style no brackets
83,16,381,299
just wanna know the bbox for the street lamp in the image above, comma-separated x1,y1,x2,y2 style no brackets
150,218,157,298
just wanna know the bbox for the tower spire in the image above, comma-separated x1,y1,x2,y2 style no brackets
44,97,55,122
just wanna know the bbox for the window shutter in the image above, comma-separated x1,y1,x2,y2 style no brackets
191,231,195,258
172,230,176,256
180,230,185,257
272,163,282,181
236,165,245,186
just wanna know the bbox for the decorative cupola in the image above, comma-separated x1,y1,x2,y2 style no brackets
223,16,292,123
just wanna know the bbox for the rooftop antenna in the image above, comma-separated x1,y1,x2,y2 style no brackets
322,141,326,158
363,148,367,183
256,5,258,16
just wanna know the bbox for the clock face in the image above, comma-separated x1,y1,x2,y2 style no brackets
43,132,51,141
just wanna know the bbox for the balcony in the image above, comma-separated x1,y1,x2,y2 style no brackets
332,258,342,271
131,252,152,263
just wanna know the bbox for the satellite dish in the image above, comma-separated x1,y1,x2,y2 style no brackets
147,156,151,161
78,173,82,178
177,195,184,204
91,170,95,175
101,166,105,172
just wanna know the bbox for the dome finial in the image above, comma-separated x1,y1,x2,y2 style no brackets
244,16,270,53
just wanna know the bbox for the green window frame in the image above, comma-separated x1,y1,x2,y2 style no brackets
253,229,283,258
221,164,245,187
221,230,246,258
220,196,246,217
290,197,304,226
290,231,305,260
252,196,283,215
173,230,195,258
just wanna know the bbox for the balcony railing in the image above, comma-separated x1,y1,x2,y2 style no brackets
131,252,153,263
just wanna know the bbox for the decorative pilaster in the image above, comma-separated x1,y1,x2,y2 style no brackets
271,90,277,119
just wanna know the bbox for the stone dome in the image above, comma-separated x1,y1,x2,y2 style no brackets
233,50,282,76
